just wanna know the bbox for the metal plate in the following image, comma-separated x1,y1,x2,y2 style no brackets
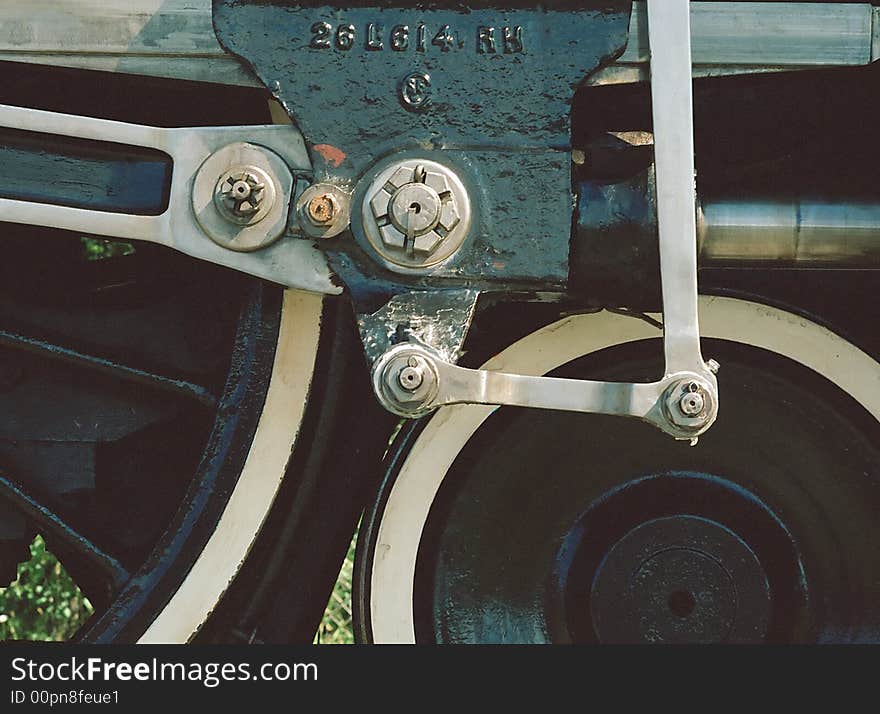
213,0,632,295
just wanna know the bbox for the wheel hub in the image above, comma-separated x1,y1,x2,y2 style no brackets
590,515,771,643
360,319,880,645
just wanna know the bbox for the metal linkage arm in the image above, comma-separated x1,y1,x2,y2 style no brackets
0,104,339,295
372,343,718,440
648,0,705,378
371,0,719,441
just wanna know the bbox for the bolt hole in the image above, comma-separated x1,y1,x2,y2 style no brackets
409,202,422,214
667,590,696,618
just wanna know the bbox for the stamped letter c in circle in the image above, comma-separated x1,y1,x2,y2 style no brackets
399,71,432,112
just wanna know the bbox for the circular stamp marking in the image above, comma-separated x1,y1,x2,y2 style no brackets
399,71,432,111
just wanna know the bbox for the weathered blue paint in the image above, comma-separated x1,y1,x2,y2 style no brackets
213,1,631,299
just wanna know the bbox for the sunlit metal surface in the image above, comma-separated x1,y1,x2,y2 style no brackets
0,103,339,295
591,1,879,85
699,197,880,265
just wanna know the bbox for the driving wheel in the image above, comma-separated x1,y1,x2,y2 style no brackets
355,297,880,643
0,68,390,644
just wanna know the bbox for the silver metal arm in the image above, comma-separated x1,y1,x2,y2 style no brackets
0,2,718,439
647,0,706,378
0,104,339,295
372,341,718,440
371,0,719,441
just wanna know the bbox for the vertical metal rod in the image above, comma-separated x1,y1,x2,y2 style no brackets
646,0,705,374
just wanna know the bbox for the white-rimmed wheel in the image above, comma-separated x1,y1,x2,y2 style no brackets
355,296,880,643
0,66,393,644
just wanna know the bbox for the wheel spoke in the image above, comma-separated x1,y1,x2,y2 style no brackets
0,328,217,408
0,473,129,590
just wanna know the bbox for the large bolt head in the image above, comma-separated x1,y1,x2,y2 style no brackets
363,159,471,270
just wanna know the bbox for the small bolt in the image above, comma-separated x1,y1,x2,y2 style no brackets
707,359,721,374
307,194,337,225
214,167,272,224
663,377,717,436
398,365,424,392
679,390,705,417
296,184,351,239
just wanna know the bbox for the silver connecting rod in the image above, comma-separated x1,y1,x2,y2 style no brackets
647,0,707,378
0,104,339,295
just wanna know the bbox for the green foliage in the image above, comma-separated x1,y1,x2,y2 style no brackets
0,536,93,641
1,534,356,644
314,535,355,645
80,236,135,261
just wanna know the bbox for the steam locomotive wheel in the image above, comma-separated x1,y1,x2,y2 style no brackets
0,67,395,644
355,296,880,643
0,227,329,642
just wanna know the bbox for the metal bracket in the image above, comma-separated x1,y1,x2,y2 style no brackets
0,104,339,295
371,0,720,441
357,289,481,366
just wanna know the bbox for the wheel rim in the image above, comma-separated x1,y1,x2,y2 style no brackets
357,297,880,643
0,230,320,642
0,67,329,643
137,288,322,643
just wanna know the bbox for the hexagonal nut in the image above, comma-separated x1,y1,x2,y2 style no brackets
388,166,416,191
663,378,715,431
424,170,450,196
372,347,440,417
295,183,351,239
361,159,472,270
379,224,406,249
370,188,394,222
